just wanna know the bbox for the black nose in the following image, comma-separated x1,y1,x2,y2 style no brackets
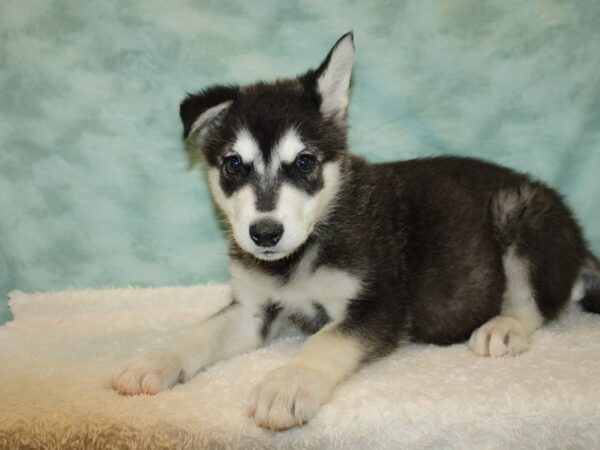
249,219,283,247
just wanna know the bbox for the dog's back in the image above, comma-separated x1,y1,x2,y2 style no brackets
323,155,591,349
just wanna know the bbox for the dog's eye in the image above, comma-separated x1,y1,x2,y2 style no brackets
224,155,242,174
296,154,314,172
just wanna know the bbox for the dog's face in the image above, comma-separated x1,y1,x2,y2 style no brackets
180,34,354,261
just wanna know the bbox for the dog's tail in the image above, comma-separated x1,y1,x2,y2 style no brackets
579,252,600,314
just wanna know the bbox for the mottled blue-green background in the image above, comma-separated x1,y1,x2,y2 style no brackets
1,0,599,324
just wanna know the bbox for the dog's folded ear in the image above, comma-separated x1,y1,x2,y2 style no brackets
179,85,239,141
305,32,354,123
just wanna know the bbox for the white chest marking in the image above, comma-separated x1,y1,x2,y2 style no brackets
229,249,362,321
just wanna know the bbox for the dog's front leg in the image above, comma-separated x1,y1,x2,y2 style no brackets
249,322,367,431
113,301,262,395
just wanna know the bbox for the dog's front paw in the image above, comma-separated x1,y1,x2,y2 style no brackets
249,366,331,431
469,315,530,357
112,352,184,395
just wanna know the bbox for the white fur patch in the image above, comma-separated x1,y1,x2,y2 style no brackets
206,168,233,216
206,171,264,254
189,100,232,139
469,245,543,357
569,277,585,303
317,34,354,121
273,128,304,165
113,302,263,395
229,185,262,252
250,325,363,430
501,245,544,333
232,128,264,174
230,247,362,321
175,303,263,380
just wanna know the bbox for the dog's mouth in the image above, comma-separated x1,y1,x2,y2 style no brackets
255,249,286,261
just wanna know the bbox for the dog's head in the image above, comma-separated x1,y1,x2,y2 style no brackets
180,33,354,261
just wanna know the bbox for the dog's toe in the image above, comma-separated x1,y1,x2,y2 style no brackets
112,352,184,395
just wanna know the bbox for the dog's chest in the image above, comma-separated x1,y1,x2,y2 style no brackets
229,255,362,320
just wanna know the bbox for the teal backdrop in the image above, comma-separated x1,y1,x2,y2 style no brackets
1,0,599,324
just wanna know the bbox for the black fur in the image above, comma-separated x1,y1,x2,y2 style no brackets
581,257,600,314
331,156,589,351
289,303,331,335
181,80,346,168
581,293,600,314
180,33,598,361
260,301,332,339
180,85,239,139
260,301,282,340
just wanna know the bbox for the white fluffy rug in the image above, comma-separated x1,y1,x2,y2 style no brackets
1,285,599,449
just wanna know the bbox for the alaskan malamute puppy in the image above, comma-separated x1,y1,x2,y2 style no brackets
113,33,600,431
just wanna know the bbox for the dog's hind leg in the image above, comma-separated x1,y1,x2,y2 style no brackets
112,301,263,395
469,183,587,357
469,245,543,356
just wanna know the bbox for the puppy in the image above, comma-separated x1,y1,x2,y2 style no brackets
113,32,600,431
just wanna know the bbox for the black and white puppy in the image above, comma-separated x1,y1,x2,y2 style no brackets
113,33,600,431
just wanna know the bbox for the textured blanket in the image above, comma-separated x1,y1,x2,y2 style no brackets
1,286,599,449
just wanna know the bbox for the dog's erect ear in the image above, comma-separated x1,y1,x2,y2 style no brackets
179,85,239,140
312,32,354,122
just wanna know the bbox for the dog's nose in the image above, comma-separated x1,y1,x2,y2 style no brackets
249,219,283,247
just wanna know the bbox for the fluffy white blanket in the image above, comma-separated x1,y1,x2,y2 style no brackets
1,285,599,449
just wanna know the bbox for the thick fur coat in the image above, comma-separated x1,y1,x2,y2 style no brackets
113,33,600,431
